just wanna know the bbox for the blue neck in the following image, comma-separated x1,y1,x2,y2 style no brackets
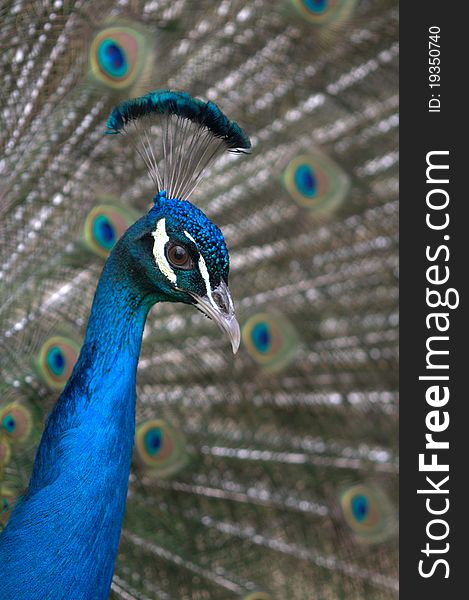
32,251,155,490
0,250,159,599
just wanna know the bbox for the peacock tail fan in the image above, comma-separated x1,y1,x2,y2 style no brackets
1,0,398,597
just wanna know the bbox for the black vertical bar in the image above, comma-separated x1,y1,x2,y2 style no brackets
400,4,466,597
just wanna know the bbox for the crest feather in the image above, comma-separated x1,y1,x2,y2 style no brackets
106,90,251,200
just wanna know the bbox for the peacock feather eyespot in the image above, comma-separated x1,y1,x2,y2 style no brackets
242,312,299,372
290,0,357,26
340,484,395,543
83,204,138,258
36,336,80,390
135,419,188,478
282,153,350,216
0,403,33,444
89,23,150,91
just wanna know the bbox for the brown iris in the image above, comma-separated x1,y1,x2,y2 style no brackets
166,243,193,270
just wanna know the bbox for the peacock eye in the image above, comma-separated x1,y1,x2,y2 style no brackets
166,243,193,270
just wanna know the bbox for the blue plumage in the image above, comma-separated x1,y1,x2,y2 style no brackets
0,95,247,599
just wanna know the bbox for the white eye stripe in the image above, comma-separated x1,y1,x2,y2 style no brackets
183,230,197,247
198,253,214,301
184,229,216,305
152,218,177,283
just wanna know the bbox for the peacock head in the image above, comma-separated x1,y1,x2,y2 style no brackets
131,191,239,352
106,90,251,353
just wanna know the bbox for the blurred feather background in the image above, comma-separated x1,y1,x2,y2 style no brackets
0,0,398,598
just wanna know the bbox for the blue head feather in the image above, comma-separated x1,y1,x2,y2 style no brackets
151,191,229,285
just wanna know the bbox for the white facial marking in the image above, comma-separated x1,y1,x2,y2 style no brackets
184,229,217,306
152,218,177,284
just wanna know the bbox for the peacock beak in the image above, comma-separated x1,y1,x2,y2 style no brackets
189,280,240,354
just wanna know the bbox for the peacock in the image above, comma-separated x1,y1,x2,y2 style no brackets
0,1,399,599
